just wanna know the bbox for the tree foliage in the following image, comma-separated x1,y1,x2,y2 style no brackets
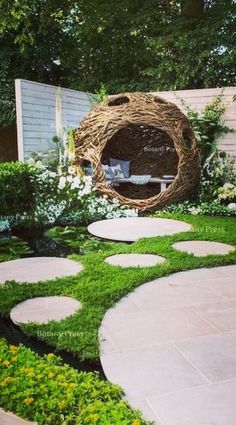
0,0,235,126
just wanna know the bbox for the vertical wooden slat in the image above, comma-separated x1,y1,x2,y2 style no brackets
15,79,24,161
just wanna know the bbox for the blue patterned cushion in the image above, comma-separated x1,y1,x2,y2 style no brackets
109,158,131,178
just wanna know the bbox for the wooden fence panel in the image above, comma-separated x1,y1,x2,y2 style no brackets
15,79,96,161
15,81,235,161
152,87,236,158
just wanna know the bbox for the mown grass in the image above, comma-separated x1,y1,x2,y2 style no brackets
0,214,236,361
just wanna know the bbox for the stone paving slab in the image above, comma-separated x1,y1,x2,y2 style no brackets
88,217,192,242
148,379,236,425
0,408,36,424
105,253,166,267
172,240,235,256
10,296,81,325
0,257,83,284
99,265,236,425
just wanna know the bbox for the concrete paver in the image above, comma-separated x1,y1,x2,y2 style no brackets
88,217,192,242
105,253,166,267
172,240,234,257
10,296,81,325
99,265,236,425
0,409,36,425
0,257,83,284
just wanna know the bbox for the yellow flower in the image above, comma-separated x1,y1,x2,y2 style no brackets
20,367,27,373
12,356,17,362
69,383,77,389
24,397,34,406
58,400,67,409
37,374,43,380
90,414,99,423
2,360,10,367
1,377,16,386
48,372,54,379
132,420,141,425
9,345,18,353
47,353,56,359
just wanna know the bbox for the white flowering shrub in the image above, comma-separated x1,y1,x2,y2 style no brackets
200,150,236,202
218,183,236,203
25,158,137,226
0,218,10,233
159,200,236,217
87,195,138,220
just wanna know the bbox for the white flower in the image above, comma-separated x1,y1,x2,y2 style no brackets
35,160,45,169
68,166,76,175
71,176,81,189
67,175,73,183
58,176,67,190
0,218,10,232
228,203,236,210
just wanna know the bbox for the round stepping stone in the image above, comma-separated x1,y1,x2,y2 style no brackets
88,217,191,242
10,296,82,325
105,253,166,268
0,257,83,284
172,240,235,257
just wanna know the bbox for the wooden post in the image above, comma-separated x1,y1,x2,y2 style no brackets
15,79,24,161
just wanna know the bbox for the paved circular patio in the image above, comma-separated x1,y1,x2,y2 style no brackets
0,257,83,284
88,217,192,242
99,265,236,425
10,296,82,325
172,240,235,257
105,253,166,267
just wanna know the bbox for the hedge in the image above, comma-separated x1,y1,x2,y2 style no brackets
0,162,35,216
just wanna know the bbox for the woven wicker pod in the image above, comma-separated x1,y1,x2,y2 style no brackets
74,92,201,211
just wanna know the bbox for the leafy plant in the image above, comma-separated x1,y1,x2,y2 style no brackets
0,162,36,216
200,149,236,202
0,339,149,425
96,84,108,103
182,94,232,163
0,236,33,257
44,226,117,254
158,200,236,217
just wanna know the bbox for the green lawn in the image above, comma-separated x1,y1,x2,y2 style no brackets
0,213,236,361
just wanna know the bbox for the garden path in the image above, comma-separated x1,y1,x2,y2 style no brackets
0,408,36,424
99,265,236,425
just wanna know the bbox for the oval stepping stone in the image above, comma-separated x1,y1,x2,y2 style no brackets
88,217,191,242
105,253,166,268
172,240,234,257
0,257,83,284
10,296,82,325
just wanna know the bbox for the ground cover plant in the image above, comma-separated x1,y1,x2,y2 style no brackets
0,214,235,361
0,339,150,425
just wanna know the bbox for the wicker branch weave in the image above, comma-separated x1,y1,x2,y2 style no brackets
74,92,201,211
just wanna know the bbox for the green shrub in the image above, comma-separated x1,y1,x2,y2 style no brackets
0,162,35,216
159,200,236,217
0,339,150,425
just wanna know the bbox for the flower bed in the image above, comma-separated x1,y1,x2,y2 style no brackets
0,339,149,425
